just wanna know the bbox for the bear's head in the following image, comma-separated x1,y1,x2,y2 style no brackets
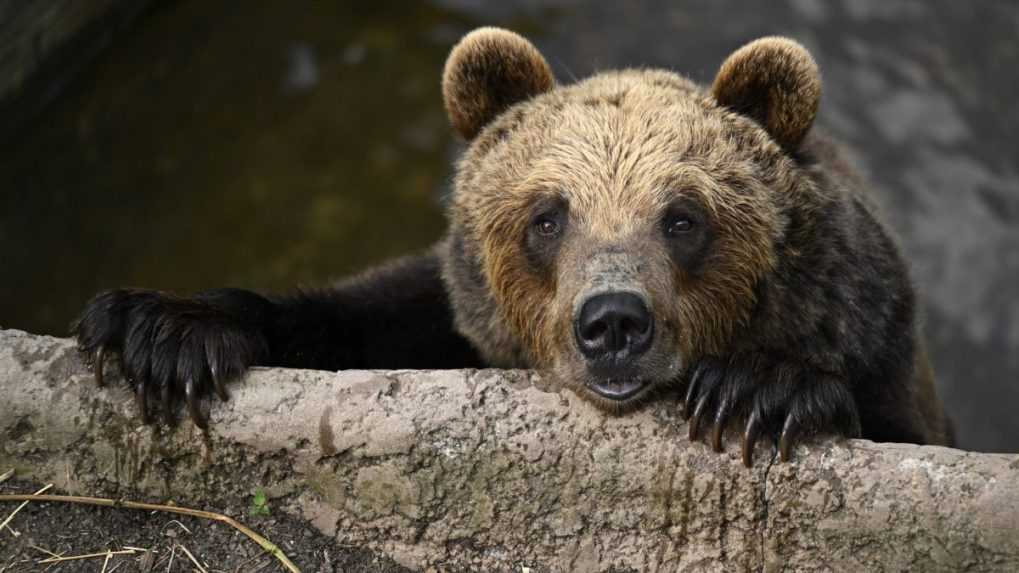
441,28,823,410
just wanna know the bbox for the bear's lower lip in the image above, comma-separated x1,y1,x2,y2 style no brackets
587,377,648,401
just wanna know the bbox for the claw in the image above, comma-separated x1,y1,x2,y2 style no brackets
682,368,703,420
710,421,725,453
742,410,762,468
161,384,174,427
778,414,798,463
711,400,730,453
210,365,230,402
186,378,207,429
134,380,150,424
93,346,106,387
688,391,712,442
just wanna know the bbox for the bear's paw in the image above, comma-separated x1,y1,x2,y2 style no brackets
682,354,861,467
74,288,268,428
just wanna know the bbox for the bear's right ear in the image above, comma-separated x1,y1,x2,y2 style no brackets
442,28,555,140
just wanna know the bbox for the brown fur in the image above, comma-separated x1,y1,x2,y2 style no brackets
72,30,948,453
712,37,821,150
439,29,951,449
442,27,556,140
444,55,814,403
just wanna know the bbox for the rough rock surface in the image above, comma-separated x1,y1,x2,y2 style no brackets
1,328,1017,572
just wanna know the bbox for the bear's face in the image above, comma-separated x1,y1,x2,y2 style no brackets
442,29,822,410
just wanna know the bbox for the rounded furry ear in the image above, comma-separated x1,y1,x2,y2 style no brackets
442,27,555,140
712,37,821,150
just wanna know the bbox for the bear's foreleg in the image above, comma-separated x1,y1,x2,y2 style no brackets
73,250,481,428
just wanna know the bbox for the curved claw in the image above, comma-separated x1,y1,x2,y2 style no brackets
186,378,207,429
161,384,174,427
742,410,762,468
682,370,703,420
711,399,731,453
134,380,150,425
93,346,106,387
210,365,230,402
710,421,725,453
688,391,712,442
778,414,798,463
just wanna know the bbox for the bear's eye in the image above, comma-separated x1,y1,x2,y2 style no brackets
525,198,568,273
535,217,561,238
666,216,695,237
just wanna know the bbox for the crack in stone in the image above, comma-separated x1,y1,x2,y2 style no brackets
757,449,778,572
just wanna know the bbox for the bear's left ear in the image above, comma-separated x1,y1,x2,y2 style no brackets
442,27,555,140
712,37,821,150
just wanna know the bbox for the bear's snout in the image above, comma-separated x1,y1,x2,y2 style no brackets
574,291,654,367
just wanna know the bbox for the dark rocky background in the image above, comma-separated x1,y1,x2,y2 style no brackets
1,0,1016,452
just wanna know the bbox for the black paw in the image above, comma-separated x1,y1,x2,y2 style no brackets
73,289,268,428
681,355,860,467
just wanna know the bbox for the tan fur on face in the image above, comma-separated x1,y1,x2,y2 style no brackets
712,37,821,150
443,32,826,405
449,68,812,372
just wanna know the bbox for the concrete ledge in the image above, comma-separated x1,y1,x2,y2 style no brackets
1,328,1017,571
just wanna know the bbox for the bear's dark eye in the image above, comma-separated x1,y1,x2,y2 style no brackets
535,217,561,238
525,198,568,274
661,201,713,274
666,217,694,237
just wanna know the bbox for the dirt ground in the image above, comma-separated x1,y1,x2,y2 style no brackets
0,478,413,573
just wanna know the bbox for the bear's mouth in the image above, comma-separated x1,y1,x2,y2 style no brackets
586,377,649,401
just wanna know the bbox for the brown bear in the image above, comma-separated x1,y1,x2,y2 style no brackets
74,27,953,466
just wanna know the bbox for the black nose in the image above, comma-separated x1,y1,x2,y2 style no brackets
574,292,653,361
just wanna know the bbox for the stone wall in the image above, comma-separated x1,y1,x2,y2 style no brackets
1,329,1017,571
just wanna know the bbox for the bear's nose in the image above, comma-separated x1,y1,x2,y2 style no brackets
574,292,653,361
